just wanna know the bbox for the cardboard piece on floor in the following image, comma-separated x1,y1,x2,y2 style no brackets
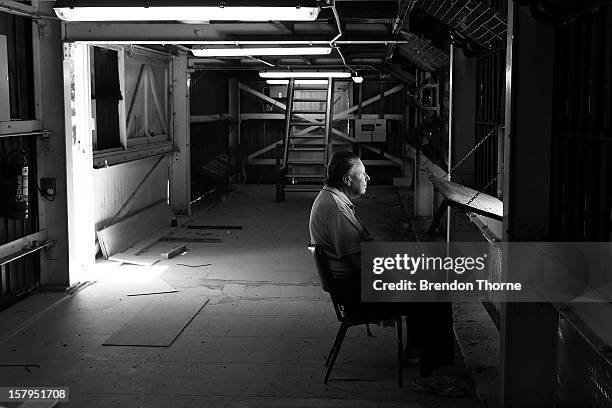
103,297,209,347
126,278,178,297
97,202,175,258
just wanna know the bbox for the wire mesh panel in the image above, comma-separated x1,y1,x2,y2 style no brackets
551,6,612,242
474,47,506,197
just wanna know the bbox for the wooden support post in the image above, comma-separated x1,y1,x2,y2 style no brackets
500,2,557,407
414,150,433,217
228,78,240,182
170,53,190,215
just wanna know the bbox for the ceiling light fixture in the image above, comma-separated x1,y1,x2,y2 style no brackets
266,79,329,85
53,1,320,22
192,47,331,57
352,76,364,83
259,71,352,79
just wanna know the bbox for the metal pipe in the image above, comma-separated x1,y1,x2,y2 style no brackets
248,56,275,67
327,2,357,75
329,2,343,45
75,40,409,45
0,130,52,139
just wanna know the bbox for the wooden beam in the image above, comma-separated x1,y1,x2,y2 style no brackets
334,84,404,120
330,127,402,166
0,120,41,134
239,82,286,111
191,114,232,123
247,140,282,160
240,113,402,121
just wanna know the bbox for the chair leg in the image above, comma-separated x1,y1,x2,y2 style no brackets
325,322,346,367
397,317,403,388
324,322,349,384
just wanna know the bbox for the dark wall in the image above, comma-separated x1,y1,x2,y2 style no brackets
190,71,231,197
0,13,34,120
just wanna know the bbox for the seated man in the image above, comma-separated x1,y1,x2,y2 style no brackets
309,151,370,305
309,151,468,397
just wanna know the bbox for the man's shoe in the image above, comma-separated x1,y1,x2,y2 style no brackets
412,372,470,397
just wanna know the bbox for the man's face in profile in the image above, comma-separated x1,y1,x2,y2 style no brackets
347,159,370,198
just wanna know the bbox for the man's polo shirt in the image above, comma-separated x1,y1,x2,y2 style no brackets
309,186,370,279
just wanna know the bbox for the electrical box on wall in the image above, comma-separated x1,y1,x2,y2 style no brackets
354,118,386,142
270,85,286,99
0,35,9,121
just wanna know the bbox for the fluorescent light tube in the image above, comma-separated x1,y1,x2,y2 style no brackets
266,79,329,85
260,71,351,78
53,6,320,22
192,47,331,57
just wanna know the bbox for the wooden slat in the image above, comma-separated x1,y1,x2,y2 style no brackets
126,63,146,131
147,65,167,134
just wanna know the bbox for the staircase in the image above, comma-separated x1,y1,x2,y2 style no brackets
277,78,333,200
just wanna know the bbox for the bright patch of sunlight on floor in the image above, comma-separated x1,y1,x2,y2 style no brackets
77,261,168,283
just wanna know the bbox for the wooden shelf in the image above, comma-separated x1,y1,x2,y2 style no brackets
430,177,503,221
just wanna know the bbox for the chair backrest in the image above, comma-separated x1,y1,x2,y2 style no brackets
311,244,336,294
310,244,345,321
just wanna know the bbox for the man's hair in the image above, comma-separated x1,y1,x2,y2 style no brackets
324,151,361,188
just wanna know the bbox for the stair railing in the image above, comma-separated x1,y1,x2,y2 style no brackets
281,78,295,171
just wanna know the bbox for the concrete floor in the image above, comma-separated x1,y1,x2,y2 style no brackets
0,185,480,408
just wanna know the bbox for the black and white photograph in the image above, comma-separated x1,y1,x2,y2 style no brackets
0,0,610,407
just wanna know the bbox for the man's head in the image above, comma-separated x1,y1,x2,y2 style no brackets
325,151,370,199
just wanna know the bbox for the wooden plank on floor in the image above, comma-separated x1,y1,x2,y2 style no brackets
97,202,175,258
161,244,187,259
126,278,178,297
103,297,209,347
